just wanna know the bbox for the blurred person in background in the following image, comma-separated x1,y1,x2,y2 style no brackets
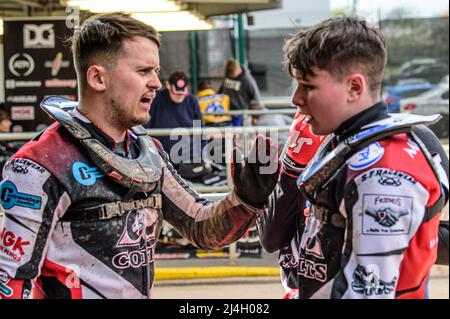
146,71,205,166
0,106,22,178
145,71,219,184
197,80,232,127
219,58,263,126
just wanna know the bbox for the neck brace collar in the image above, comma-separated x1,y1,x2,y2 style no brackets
41,96,162,192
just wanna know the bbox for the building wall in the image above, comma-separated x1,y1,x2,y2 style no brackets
249,0,330,29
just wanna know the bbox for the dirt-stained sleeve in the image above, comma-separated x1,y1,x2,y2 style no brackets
160,157,261,250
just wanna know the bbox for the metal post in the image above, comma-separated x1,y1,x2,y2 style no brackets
225,129,234,192
237,13,246,66
233,15,240,60
352,0,358,16
225,129,238,265
189,31,199,93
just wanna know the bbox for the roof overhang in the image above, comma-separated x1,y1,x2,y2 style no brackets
181,0,282,18
0,0,282,18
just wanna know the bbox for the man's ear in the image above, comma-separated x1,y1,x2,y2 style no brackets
86,65,106,92
346,73,365,102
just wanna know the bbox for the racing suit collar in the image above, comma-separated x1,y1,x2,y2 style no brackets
71,108,133,155
335,101,388,140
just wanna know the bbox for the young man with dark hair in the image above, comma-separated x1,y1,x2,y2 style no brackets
0,13,280,299
258,16,448,299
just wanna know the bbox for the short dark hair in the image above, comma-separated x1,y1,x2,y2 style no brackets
284,16,387,95
0,109,10,122
198,80,212,91
70,12,161,94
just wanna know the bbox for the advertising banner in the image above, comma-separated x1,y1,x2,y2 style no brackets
3,18,77,132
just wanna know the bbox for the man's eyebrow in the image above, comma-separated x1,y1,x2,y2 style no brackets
137,64,159,70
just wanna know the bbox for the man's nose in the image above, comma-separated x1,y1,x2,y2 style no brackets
149,75,162,90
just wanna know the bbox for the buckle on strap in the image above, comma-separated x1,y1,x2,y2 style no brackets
97,194,162,221
311,205,346,228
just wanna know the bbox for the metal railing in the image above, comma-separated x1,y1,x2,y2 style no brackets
0,108,294,194
260,96,295,109
0,107,293,264
146,125,291,193
201,107,296,126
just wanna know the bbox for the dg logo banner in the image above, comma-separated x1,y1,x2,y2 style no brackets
3,18,77,132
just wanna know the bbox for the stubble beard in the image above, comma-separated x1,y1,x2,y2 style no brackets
107,98,148,131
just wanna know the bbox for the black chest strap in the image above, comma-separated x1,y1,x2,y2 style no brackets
61,194,162,222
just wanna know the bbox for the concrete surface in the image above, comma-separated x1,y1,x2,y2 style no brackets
153,265,449,299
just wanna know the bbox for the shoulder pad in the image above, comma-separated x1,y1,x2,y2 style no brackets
41,96,162,192
298,113,442,197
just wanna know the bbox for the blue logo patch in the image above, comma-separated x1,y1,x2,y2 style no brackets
72,162,104,186
0,270,14,297
347,142,384,171
0,181,42,210
205,102,225,113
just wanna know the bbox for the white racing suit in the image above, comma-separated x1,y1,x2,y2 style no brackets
0,109,260,299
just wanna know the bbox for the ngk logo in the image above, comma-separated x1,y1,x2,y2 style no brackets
0,230,30,257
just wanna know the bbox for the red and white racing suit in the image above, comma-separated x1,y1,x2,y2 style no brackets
259,102,448,298
0,111,260,299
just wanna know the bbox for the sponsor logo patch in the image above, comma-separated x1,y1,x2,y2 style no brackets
72,162,104,186
0,229,31,262
360,168,417,186
298,218,328,282
0,181,42,210
0,270,14,297
112,210,158,270
348,142,384,171
305,236,324,259
362,194,413,235
9,158,46,174
280,253,298,269
298,258,327,283
403,139,421,159
11,163,28,174
205,102,225,113
351,264,396,296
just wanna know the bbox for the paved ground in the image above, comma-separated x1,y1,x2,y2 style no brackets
153,253,449,299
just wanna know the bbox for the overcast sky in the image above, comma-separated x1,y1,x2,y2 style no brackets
330,0,449,19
